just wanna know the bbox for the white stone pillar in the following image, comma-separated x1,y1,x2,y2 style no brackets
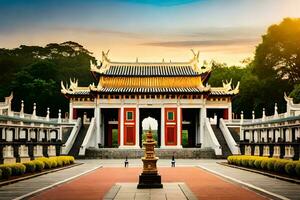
240,111,244,124
262,108,266,121
20,100,24,118
228,101,232,120
46,107,50,121
59,127,62,141
160,106,165,148
240,128,244,141
119,106,124,147
69,101,73,122
135,106,140,148
32,103,37,120
200,106,206,146
95,103,101,148
176,106,182,148
58,109,62,123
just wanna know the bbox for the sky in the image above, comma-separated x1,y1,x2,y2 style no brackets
0,0,300,65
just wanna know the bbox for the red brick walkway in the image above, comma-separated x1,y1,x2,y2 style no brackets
30,167,267,200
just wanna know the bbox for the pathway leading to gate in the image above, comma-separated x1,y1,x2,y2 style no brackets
30,167,267,200
0,159,299,200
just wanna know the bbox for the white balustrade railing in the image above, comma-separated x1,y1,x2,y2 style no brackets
61,118,82,155
79,118,96,156
219,118,239,155
203,118,222,155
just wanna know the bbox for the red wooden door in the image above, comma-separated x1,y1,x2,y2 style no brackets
124,108,136,145
165,108,177,145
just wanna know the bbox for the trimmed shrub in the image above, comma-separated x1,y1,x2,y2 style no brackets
241,157,249,167
33,160,45,171
9,163,26,176
267,158,277,171
23,161,36,173
260,159,269,170
49,158,58,168
36,157,53,169
248,157,256,168
285,161,297,175
254,158,263,169
295,162,300,177
69,156,75,164
34,156,74,170
0,165,12,179
227,155,300,177
274,160,289,173
56,157,63,167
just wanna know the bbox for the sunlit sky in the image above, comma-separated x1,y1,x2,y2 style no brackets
1,0,300,65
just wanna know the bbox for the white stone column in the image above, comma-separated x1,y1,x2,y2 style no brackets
69,101,73,122
228,101,232,120
95,107,101,148
240,128,244,141
200,106,206,146
160,106,165,148
119,106,124,147
59,127,62,141
135,106,140,148
176,106,182,148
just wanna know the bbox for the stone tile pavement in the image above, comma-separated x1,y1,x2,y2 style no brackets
104,183,197,200
197,161,300,200
0,159,299,200
0,160,102,200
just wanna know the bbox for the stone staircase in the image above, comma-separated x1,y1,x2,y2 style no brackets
69,124,89,157
228,127,240,142
211,125,232,158
84,148,216,159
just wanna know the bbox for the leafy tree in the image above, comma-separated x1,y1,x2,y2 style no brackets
289,84,300,103
208,60,247,87
253,18,300,84
0,41,96,117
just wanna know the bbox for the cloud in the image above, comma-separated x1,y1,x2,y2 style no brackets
186,26,265,39
51,26,144,39
141,38,260,48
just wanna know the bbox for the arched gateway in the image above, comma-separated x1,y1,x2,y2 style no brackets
61,51,239,149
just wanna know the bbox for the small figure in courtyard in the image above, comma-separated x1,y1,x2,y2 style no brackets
124,156,129,167
171,153,175,167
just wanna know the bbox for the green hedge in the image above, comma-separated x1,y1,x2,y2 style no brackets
228,155,300,177
0,156,75,180
0,165,12,179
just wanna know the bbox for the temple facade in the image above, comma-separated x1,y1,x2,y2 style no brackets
61,51,239,150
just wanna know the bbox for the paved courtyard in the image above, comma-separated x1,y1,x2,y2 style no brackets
0,159,299,200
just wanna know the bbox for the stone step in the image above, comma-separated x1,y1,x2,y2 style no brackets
69,124,89,157
83,148,216,159
211,125,232,158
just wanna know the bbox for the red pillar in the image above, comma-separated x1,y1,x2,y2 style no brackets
123,108,136,145
223,109,229,119
73,108,77,119
165,108,177,145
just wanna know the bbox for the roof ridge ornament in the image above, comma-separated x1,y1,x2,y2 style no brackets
190,49,202,73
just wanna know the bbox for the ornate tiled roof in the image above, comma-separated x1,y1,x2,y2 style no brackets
104,65,199,76
209,80,239,96
61,51,239,97
95,87,210,94
90,50,211,78
61,77,239,96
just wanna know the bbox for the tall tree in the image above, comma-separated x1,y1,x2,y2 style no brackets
253,18,300,84
0,41,96,116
